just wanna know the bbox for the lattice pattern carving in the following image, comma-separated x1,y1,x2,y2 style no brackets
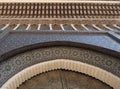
0,3,119,18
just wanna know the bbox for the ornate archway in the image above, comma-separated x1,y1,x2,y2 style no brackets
0,46,120,89
0,0,120,89
1,59,120,89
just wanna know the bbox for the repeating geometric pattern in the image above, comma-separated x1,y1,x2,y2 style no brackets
0,47,120,87
0,3,119,18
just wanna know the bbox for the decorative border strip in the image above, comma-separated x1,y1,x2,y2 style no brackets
0,18,120,20
1,59,120,89
0,0,120,3
0,3,119,18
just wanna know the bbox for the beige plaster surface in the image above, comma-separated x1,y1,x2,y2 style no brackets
0,0,119,3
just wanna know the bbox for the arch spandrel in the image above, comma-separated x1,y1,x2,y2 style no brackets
0,46,120,89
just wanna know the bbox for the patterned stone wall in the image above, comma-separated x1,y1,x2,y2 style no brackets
0,46,120,87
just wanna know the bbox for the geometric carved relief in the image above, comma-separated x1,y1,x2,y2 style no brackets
0,3,119,18
0,47,120,87
1,59,120,89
